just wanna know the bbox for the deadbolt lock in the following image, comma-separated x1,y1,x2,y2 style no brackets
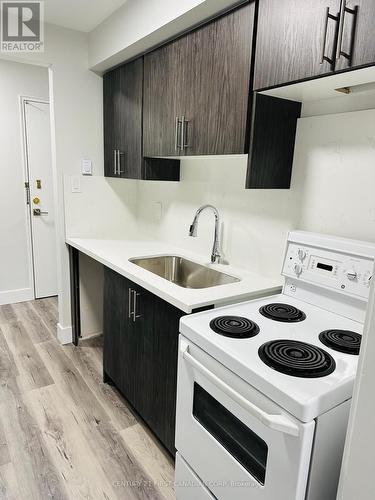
33,197,40,205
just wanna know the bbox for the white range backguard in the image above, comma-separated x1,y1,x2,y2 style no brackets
175,231,375,500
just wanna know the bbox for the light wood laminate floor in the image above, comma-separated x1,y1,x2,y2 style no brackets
0,298,175,500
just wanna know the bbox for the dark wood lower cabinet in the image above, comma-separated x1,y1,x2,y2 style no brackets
103,267,211,455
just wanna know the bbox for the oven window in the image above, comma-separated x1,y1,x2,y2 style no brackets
193,383,268,485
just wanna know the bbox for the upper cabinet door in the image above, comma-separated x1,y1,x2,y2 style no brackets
254,0,342,90
183,3,254,155
335,0,375,71
143,3,254,157
103,58,143,179
143,37,188,157
103,67,120,177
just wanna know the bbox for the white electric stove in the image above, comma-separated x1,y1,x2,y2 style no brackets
175,231,375,500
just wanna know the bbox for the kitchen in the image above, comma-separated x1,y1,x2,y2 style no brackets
0,0,375,499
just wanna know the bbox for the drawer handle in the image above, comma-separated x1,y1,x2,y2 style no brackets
133,290,141,323
175,116,182,151
113,149,117,175
181,341,300,437
129,289,141,322
117,150,125,174
128,288,132,319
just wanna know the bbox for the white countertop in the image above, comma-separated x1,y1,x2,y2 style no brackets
66,237,282,313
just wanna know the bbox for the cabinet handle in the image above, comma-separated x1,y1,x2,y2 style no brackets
128,288,133,318
336,1,358,63
113,149,118,175
181,116,189,149
132,291,141,322
320,7,339,67
175,116,182,151
117,150,125,174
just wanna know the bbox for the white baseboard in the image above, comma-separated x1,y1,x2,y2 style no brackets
57,323,73,345
0,287,34,306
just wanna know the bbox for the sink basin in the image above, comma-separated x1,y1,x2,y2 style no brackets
129,255,240,289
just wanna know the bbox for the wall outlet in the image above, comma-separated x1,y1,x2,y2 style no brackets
71,175,81,193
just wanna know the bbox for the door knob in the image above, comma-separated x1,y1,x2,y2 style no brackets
33,197,40,205
33,208,48,216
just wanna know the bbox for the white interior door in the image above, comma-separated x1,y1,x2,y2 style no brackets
24,99,57,299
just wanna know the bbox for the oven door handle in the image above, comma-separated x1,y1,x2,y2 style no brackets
182,343,300,437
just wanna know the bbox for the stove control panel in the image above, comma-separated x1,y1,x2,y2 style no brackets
283,242,374,300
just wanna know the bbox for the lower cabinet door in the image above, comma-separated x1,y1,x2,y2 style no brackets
146,294,184,454
103,267,183,455
103,268,129,383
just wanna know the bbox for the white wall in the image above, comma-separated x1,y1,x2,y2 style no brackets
1,23,104,340
0,60,49,305
88,0,243,72
293,108,375,242
63,176,137,239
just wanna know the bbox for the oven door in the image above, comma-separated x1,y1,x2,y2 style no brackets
175,336,315,500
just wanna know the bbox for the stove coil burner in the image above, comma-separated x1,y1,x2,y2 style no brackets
319,329,362,355
258,339,336,378
259,303,306,323
210,316,260,339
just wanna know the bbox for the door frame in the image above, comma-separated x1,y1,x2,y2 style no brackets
19,95,56,300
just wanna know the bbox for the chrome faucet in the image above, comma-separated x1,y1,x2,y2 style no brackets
189,205,221,264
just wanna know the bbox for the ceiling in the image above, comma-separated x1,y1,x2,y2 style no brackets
44,0,128,32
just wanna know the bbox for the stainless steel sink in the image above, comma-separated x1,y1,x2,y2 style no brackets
129,255,240,289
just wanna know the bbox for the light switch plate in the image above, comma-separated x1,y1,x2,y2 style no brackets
71,175,81,193
81,158,92,175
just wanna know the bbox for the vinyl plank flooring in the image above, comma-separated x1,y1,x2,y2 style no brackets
11,301,52,344
37,341,165,500
36,339,110,427
64,341,137,431
120,423,175,500
0,377,69,500
25,384,117,499
0,299,175,500
0,328,19,382
0,305,16,326
0,462,21,500
0,419,11,467
1,322,54,392
30,297,58,335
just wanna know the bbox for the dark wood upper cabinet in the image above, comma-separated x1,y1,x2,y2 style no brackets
103,58,143,178
183,4,254,155
103,58,180,180
254,0,342,90
335,0,375,71
143,36,188,157
143,2,255,157
255,0,375,90
246,94,301,189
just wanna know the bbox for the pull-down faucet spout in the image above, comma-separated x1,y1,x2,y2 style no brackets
189,205,221,264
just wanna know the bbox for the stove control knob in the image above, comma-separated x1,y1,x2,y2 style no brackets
298,249,306,261
346,270,358,281
294,264,303,276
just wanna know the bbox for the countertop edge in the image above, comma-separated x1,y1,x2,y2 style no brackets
66,238,282,314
